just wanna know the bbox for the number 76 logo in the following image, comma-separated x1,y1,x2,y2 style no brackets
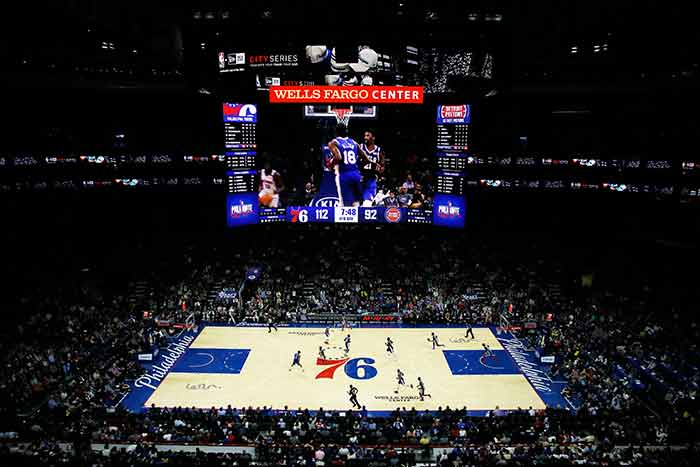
316,357,377,380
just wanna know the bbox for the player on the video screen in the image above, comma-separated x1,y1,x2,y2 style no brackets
259,160,284,207
310,145,341,206
327,124,371,207
359,129,385,207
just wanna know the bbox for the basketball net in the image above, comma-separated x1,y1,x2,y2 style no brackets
332,108,352,127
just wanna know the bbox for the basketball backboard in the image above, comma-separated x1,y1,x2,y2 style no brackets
303,104,377,119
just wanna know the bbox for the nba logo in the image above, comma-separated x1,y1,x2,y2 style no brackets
218,52,225,69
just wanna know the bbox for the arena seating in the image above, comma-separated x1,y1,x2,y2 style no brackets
1,231,698,466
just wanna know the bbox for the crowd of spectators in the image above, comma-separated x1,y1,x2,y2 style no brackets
1,229,698,465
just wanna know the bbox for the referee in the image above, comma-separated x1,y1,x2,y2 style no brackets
465,324,474,339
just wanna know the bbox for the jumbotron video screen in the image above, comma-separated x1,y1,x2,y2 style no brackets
223,45,469,228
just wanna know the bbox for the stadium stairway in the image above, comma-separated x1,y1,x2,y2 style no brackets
127,280,152,308
377,279,395,299
301,280,316,299
207,278,230,302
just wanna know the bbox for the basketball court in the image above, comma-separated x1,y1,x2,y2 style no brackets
133,325,564,414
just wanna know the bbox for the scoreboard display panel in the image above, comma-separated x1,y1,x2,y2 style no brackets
224,99,467,228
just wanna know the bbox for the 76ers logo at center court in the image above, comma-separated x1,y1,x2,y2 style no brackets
316,356,377,380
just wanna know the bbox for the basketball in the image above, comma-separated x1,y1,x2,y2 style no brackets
259,189,274,206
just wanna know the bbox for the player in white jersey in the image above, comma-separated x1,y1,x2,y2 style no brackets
359,130,385,206
259,160,284,208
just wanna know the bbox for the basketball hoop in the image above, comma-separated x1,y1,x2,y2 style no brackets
332,108,352,127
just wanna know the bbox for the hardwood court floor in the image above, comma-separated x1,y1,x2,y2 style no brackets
145,326,546,412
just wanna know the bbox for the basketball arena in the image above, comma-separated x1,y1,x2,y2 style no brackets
2,2,698,465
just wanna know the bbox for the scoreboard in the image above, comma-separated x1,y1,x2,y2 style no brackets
224,104,260,227
223,104,258,197
436,152,467,171
436,124,470,151
223,103,257,149
227,170,256,193
433,105,468,228
223,102,466,228
436,170,466,195
226,151,257,169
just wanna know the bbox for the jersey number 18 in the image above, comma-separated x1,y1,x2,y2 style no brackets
343,149,356,165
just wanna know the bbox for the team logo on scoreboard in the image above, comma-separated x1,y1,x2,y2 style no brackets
384,207,402,223
223,103,258,123
436,201,462,218
433,194,465,228
227,194,258,227
230,200,254,218
437,105,471,124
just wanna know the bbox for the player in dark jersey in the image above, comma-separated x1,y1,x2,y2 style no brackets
417,377,431,401
267,315,278,333
348,384,361,409
430,332,445,350
386,336,394,354
310,145,342,207
394,368,406,394
289,350,303,372
327,124,371,207
482,343,495,360
344,334,351,354
359,129,385,206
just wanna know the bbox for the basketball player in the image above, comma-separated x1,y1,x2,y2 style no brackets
359,129,385,207
341,317,350,332
267,315,278,333
430,332,445,350
324,326,331,344
482,343,495,360
259,160,284,208
386,337,395,354
465,324,475,340
417,377,432,401
311,144,341,206
397,369,406,386
344,334,351,354
318,346,327,360
348,384,361,409
289,350,303,372
327,124,372,207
